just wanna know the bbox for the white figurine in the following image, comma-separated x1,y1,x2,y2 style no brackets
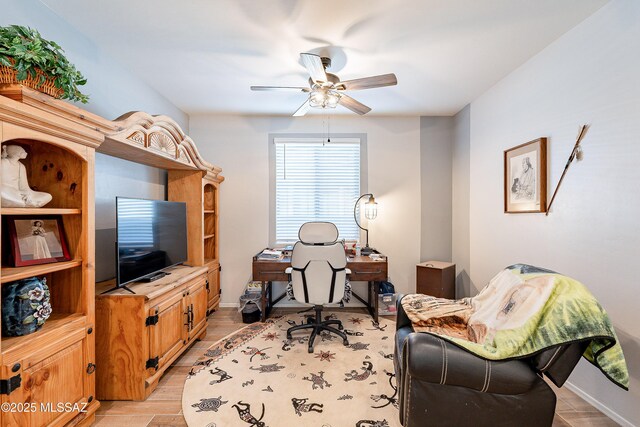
1,145,52,208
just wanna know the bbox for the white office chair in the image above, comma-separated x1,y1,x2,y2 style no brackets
285,222,350,352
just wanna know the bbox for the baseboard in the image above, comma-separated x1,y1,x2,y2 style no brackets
563,381,634,427
219,302,367,309
219,302,239,308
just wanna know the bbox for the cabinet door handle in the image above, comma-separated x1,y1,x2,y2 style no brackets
185,309,190,327
189,304,194,330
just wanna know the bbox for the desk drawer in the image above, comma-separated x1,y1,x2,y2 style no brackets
348,262,387,282
252,262,290,282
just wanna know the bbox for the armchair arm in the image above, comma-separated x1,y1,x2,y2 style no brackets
285,267,292,274
402,332,539,394
346,268,352,274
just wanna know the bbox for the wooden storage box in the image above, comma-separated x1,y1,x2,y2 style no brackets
416,261,456,299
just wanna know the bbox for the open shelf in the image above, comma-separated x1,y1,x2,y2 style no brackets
1,259,83,284
1,313,85,357
1,208,82,215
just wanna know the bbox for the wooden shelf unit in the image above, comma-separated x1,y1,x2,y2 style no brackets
167,171,222,315
0,86,100,427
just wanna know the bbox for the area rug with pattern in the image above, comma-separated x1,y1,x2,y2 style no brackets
182,312,399,427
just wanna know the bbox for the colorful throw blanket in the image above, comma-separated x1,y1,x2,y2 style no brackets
401,264,629,389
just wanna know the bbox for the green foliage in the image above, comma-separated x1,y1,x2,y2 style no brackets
0,25,88,103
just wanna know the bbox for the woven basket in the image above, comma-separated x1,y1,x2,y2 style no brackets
0,64,64,98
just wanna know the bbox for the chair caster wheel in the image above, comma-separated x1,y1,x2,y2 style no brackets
306,318,313,324
286,333,292,340
343,339,349,346
308,347,314,353
338,324,344,330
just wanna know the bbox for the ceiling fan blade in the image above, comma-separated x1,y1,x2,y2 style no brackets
338,94,371,115
337,73,397,91
293,98,311,117
300,53,328,83
250,86,310,92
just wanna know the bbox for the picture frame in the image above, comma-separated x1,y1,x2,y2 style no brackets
504,138,547,213
5,215,72,267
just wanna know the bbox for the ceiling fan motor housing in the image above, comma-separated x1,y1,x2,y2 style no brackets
309,73,340,87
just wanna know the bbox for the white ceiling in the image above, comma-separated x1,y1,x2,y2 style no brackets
41,0,608,116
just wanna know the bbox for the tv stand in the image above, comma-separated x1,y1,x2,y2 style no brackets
95,265,209,400
140,271,170,282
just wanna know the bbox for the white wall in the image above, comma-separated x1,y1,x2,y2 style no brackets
451,105,472,297
2,0,188,127
2,0,189,280
420,117,453,264
465,1,640,424
190,115,422,306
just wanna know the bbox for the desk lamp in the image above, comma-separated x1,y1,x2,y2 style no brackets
354,193,377,256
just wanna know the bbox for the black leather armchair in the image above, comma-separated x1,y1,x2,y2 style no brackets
394,294,587,427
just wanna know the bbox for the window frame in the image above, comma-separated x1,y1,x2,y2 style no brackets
269,133,368,246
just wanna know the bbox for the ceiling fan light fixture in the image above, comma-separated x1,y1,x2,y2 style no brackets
309,88,341,109
251,53,396,116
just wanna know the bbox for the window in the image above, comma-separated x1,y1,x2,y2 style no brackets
271,136,365,244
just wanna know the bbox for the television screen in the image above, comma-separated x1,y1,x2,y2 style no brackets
116,197,188,286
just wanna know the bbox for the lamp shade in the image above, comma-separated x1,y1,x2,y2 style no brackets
364,196,378,220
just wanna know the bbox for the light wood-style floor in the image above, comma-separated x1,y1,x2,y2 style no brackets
94,308,619,427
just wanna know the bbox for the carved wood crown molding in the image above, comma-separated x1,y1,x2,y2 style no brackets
0,85,223,181
106,111,223,181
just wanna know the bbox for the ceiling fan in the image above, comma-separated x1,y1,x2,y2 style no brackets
250,53,397,116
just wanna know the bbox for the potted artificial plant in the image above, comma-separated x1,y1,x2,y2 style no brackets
0,25,88,103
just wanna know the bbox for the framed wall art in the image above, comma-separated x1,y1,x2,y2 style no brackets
5,215,72,267
504,137,547,213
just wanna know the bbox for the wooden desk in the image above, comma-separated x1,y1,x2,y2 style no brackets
252,253,388,322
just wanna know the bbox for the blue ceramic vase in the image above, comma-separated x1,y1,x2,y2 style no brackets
1,276,52,337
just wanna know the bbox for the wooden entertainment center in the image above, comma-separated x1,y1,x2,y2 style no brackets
0,85,223,425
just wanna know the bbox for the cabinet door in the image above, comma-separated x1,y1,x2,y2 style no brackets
188,278,208,340
207,264,220,312
149,291,187,372
1,330,89,427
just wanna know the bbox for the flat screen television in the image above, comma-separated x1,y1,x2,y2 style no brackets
115,197,188,291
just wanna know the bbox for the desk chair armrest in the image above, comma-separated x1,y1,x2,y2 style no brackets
346,268,352,274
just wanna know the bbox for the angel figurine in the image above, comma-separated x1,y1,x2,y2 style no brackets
1,145,52,208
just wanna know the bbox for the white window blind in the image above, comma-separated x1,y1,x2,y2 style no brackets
274,138,361,243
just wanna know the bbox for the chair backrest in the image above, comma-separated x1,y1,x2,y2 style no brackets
290,222,347,305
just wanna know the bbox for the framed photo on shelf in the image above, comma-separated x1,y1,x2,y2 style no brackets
5,215,71,267
504,137,547,213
